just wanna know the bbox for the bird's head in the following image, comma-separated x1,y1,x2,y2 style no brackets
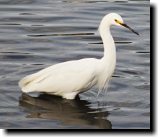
107,13,124,26
100,13,139,35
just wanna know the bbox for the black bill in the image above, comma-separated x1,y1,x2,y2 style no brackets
121,23,139,35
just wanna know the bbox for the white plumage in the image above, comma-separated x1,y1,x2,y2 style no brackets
19,13,138,99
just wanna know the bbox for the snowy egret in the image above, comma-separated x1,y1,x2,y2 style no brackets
19,13,139,99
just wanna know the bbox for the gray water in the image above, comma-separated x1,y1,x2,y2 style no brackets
0,0,150,129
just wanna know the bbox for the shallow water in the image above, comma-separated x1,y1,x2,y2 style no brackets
0,0,150,129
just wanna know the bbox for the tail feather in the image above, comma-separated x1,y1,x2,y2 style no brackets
19,65,54,93
18,73,38,93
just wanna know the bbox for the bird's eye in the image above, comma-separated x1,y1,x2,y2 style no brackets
115,19,118,22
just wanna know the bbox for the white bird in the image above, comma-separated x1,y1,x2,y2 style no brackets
19,13,139,99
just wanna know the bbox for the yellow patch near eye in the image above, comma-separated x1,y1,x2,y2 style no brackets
115,19,122,25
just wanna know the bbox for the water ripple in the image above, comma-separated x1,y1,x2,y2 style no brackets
0,0,150,129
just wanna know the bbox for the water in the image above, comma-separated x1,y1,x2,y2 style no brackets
0,0,150,129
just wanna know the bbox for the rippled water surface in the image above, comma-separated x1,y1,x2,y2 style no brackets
0,0,150,129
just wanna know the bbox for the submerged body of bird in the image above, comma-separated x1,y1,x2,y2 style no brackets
19,13,139,99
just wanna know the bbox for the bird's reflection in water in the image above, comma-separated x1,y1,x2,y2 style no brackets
19,93,112,129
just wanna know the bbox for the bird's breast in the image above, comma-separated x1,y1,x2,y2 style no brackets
97,59,116,89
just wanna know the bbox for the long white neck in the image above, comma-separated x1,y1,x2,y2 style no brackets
96,18,116,89
99,21,116,66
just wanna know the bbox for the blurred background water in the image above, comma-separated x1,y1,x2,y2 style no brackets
0,0,150,129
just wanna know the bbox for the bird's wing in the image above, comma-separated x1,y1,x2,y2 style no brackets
20,58,99,93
